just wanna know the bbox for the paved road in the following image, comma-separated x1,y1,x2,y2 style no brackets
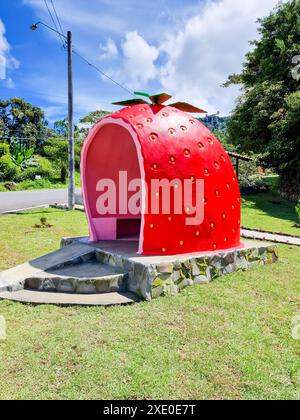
0,189,82,213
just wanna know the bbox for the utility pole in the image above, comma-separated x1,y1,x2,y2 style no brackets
31,23,76,209
67,31,75,210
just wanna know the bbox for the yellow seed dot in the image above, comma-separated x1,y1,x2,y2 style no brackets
222,214,226,220
168,217,172,222
196,231,200,236
179,241,184,246
150,224,154,229
211,223,215,229
224,237,228,242
213,244,217,250
162,248,166,253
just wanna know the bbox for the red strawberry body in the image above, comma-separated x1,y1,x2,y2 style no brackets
81,103,241,255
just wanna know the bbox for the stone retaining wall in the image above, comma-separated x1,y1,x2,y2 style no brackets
61,239,278,301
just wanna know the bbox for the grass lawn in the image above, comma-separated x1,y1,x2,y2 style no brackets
241,175,299,236
242,193,299,236
0,208,88,272
0,208,299,400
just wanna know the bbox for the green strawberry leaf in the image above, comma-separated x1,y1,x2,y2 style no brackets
134,91,151,98
112,99,149,106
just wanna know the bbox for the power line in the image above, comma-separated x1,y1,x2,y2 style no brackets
43,0,65,48
72,50,135,97
50,0,65,39
31,21,135,98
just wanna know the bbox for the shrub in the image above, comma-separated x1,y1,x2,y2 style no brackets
44,138,68,182
240,173,268,190
0,155,19,181
296,199,300,222
0,143,10,158
75,141,82,170
16,156,54,181
10,139,35,168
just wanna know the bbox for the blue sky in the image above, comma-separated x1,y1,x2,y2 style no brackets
0,0,280,125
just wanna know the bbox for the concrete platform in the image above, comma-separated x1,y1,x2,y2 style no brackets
0,237,278,304
61,237,278,300
0,242,96,293
0,290,138,306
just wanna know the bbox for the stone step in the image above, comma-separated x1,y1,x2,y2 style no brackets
24,261,128,294
0,290,139,306
0,242,97,293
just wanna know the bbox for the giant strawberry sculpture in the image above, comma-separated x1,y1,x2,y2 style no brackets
81,92,241,255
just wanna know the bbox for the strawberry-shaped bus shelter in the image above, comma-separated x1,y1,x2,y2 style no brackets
81,93,241,256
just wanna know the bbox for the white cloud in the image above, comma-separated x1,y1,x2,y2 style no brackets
100,38,118,60
0,19,19,82
121,31,159,85
0,19,9,54
158,0,280,114
21,0,283,117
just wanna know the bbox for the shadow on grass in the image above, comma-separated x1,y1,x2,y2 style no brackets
242,191,298,225
13,209,66,217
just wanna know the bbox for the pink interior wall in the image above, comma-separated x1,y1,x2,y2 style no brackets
84,123,141,240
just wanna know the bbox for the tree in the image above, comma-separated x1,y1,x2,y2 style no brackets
43,138,69,183
79,110,110,125
53,111,110,142
226,0,300,199
0,97,48,147
53,118,69,138
43,137,81,181
79,110,110,139
53,117,81,140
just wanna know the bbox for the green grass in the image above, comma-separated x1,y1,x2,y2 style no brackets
0,208,88,271
0,208,299,400
241,175,300,236
242,192,299,236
